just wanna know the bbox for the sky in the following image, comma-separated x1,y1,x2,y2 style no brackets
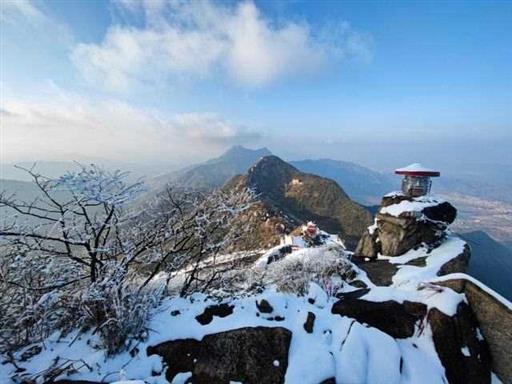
1,0,511,173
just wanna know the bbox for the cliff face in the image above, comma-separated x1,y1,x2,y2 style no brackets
226,156,372,249
434,276,512,383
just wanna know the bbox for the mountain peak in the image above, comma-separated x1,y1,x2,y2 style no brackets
226,154,372,248
222,145,272,159
251,155,296,170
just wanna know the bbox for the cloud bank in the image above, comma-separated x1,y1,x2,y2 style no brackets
1,92,259,163
72,0,371,91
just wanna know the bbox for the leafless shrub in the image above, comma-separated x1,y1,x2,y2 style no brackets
0,165,253,356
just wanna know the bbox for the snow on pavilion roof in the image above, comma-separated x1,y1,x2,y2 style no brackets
395,163,440,177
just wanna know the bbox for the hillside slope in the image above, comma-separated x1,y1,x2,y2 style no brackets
291,158,395,205
225,155,372,249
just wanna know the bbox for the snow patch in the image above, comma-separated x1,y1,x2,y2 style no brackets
379,195,444,217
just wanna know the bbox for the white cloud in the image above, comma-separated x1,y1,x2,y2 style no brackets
72,0,371,91
0,92,260,163
0,0,46,23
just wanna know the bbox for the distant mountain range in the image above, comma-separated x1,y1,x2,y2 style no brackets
150,145,272,191
290,159,395,205
150,145,394,205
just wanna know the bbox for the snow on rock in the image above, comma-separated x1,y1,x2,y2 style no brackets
254,244,293,269
171,372,192,384
391,236,467,287
3,286,457,384
429,272,512,310
307,282,328,308
1,231,498,384
379,195,444,217
395,163,439,174
112,381,147,384
335,324,402,384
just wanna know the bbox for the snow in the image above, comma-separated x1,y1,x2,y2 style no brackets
390,236,467,289
367,218,378,235
255,244,291,269
2,229,498,384
3,284,453,384
307,282,328,308
171,372,192,384
359,284,465,317
112,381,146,384
395,163,439,174
461,346,470,356
430,273,512,310
379,195,443,217
384,190,404,198
491,372,503,384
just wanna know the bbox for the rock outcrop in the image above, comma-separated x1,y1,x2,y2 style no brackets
332,294,491,384
428,302,491,384
147,326,291,384
356,193,458,258
332,297,427,338
434,276,512,383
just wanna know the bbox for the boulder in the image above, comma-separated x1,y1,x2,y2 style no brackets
376,213,441,256
428,303,491,384
331,298,427,339
303,311,316,333
147,326,291,384
356,195,457,258
350,259,398,286
354,230,380,259
422,201,457,224
195,303,234,325
256,299,274,314
437,244,471,276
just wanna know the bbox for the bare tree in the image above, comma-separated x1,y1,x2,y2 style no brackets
0,164,254,355
0,164,144,284
127,186,254,296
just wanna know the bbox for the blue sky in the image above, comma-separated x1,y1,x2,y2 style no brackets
1,0,511,172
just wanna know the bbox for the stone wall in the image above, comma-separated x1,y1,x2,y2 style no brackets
434,276,512,383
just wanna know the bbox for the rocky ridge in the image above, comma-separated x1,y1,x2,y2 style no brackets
4,192,511,384
225,155,372,249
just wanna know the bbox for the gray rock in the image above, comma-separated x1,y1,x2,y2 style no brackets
147,326,291,384
434,277,512,384
331,298,427,339
428,303,491,384
195,303,234,325
437,244,471,276
376,213,441,256
356,196,458,258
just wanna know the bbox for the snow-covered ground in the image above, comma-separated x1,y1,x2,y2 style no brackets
3,285,461,384
2,235,507,384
